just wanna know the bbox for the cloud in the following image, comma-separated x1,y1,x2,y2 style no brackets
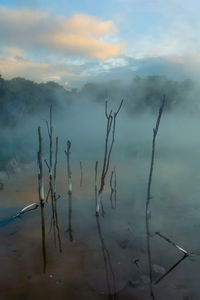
0,55,87,86
0,6,123,59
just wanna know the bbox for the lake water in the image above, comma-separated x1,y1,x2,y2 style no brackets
0,157,199,300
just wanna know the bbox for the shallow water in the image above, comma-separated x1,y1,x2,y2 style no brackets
0,158,199,300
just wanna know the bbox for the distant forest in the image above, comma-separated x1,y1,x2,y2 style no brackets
0,74,199,128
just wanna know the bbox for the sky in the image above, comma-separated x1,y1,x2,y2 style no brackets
0,0,200,87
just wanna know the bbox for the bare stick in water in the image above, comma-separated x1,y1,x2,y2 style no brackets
155,232,188,255
146,97,165,299
53,137,59,196
13,203,39,218
38,126,45,204
65,140,72,195
96,100,123,216
45,104,53,179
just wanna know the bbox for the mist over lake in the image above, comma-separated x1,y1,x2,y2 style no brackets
0,73,200,299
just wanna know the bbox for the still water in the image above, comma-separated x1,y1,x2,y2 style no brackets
0,159,199,300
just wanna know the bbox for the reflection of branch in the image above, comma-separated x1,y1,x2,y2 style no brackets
95,161,98,206
49,181,62,252
110,168,117,209
146,98,165,300
40,202,46,273
154,254,187,285
46,135,62,252
154,231,188,284
80,161,83,187
96,216,118,299
54,193,62,252
67,193,73,242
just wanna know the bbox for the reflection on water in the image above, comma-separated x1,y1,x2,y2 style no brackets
49,181,62,252
0,160,199,300
40,202,46,273
96,216,118,299
109,168,117,210
67,193,73,242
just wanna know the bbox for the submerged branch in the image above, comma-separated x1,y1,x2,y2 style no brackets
13,203,39,218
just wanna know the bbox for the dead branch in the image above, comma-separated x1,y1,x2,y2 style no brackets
110,170,114,208
154,231,188,284
13,203,39,218
38,126,45,204
110,168,117,209
96,100,123,216
53,137,58,195
145,97,165,300
45,104,53,177
44,159,50,173
95,161,98,205
155,232,188,255
64,140,72,195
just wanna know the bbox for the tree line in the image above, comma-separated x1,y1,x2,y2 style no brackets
0,74,199,128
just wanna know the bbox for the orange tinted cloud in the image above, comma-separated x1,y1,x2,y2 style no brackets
0,55,83,84
0,6,123,59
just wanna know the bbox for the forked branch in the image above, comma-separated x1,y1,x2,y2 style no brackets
96,100,123,216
